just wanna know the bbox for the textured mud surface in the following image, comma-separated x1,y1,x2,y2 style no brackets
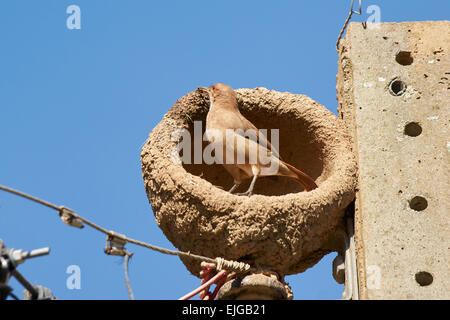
141,87,357,277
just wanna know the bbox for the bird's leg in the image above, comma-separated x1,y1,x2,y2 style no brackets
228,181,240,193
236,174,258,197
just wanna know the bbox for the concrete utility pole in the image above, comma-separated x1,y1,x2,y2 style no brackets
337,21,450,299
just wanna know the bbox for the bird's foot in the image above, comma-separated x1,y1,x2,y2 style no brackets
235,191,253,197
228,182,240,194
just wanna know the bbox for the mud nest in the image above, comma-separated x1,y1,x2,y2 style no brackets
141,87,357,277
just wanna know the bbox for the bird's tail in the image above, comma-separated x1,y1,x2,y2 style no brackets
279,160,318,192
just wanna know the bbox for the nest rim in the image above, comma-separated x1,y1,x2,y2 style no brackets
141,87,357,277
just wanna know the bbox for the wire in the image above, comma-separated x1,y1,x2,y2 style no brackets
11,269,38,299
0,184,220,265
0,184,253,299
8,292,19,300
336,0,363,51
0,185,60,211
123,253,134,300
209,272,227,300
179,270,228,300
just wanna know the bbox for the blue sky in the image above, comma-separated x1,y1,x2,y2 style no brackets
1,0,448,300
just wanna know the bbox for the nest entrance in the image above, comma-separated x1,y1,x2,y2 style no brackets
182,99,325,196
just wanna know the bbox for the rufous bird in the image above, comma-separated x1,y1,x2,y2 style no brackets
198,83,318,196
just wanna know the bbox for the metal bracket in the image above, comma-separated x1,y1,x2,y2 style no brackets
342,212,359,300
0,239,54,300
332,206,359,300
332,253,345,284
104,231,129,256
59,206,84,229
23,285,56,300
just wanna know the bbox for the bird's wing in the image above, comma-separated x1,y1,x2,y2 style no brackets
230,132,277,168
237,115,281,159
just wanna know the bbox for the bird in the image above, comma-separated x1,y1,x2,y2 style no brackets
197,83,318,196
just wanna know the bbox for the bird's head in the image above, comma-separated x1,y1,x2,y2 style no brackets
197,83,237,109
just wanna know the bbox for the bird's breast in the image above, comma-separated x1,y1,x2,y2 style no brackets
206,109,244,132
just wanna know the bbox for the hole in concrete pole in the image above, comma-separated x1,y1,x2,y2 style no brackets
415,271,433,286
404,122,422,137
409,196,428,211
396,51,414,65
389,79,407,96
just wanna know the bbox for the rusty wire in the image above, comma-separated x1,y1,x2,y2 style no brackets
336,0,363,51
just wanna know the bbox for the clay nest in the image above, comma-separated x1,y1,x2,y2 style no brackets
141,87,357,278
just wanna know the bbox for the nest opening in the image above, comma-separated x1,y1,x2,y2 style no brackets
182,96,325,196
141,87,357,277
